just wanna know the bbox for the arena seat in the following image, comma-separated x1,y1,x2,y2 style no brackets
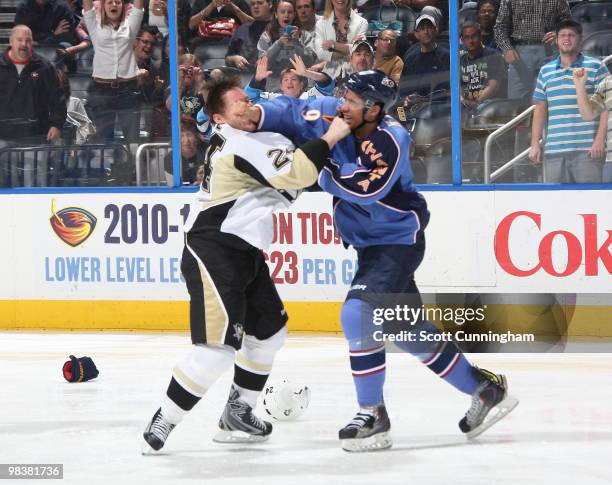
581,30,612,58
424,137,481,184
362,5,416,35
465,98,532,129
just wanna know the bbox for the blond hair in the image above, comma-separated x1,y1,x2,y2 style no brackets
324,0,353,19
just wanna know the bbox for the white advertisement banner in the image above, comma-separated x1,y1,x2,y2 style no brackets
0,190,610,302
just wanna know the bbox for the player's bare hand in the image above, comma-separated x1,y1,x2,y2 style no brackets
322,116,351,148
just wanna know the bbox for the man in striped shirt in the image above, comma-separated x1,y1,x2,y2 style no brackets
528,19,608,183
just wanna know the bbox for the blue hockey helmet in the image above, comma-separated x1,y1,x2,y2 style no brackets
345,70,398,111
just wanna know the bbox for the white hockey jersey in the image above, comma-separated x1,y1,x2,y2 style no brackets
183,123,325,250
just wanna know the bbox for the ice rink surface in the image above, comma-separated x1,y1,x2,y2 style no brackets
2,332,612,485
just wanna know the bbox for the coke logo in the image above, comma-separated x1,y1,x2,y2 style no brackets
494,211,612,277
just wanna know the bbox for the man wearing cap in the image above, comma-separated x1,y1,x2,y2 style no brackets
333,39,374,96
399,12,450,106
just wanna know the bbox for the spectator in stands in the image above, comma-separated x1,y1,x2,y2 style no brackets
373,29,403,84
400,12,450,105
333,39,373,95
83,0,144,145
225,0,272,72
574,66,612,183
134,26,163,102
314,0,368,80
148,0,168,36
476,0,499,50
494,0,570,99
65,0,133,66
257,0,317,90
460,21,505,109
245,54,334,104
528,19,608,183
14,0,78,46
164,125,207,185
0,25,66,144
188,0,253,48
296,0,320,46
174,54,205,127
134,26,163,137
0,25,66,187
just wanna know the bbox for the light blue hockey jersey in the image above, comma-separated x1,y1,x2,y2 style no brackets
257,95,430,248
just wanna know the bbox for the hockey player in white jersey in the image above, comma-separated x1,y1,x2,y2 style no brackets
143,78,351,452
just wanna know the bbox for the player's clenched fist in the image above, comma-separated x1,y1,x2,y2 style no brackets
321,116,351,149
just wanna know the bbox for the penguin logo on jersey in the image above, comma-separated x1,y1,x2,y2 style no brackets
233,323,244,341
49,198,97,247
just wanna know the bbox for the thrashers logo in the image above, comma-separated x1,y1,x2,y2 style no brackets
49,199,97,247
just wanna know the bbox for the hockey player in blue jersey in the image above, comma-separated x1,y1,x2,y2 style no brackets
243,70,518,451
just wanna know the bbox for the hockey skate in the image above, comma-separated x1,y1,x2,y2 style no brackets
213,386,273,444
459,368,519,439
142,408,175,454
339,404,392,452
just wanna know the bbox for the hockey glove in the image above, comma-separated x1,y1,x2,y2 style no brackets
62,355,99,383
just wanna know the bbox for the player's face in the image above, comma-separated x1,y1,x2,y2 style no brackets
280,72,304,97
9,27,33,61
338,89,366,129
219,88,259,132
557,28,580,55
462,26,482,54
